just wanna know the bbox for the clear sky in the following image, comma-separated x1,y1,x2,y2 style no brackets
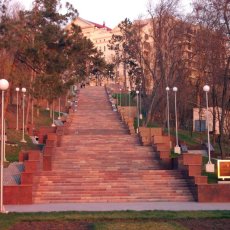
17,0,192,29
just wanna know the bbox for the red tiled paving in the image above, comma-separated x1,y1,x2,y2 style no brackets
32,87,194,203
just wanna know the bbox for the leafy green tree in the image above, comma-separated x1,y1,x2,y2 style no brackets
0,0,103,128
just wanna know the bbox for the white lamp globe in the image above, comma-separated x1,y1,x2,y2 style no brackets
166,87,170,91
0,79,9,91
203,85,210,92
16,87,20,92
22,88,26,93
136,90,139,94
173,87,178,92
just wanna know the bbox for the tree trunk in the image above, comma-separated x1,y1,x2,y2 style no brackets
146,78,162,125
123,53,127,89
25,70,35,130
212,86,216,145
219,57,230,159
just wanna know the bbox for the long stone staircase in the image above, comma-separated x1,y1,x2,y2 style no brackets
32,87,194,203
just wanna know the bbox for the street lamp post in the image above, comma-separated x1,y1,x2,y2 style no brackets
119,88,122,106
173,87,180,154
58,98,61,120
31,98,34,125
203,85,215,173
51,102,56,127
0,79,9,213
166,87,170,136
139,82,142,120
46,101,50,110
3,119,7,162
136,90,139,133
128,88,131,118
16,87,19,130
21,88,27,143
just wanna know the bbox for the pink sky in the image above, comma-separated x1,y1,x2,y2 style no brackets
18,0,192,29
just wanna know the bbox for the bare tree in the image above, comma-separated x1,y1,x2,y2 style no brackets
145,0,192,127
192,0,230,158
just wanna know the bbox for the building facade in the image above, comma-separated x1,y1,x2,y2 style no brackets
66,17,115,63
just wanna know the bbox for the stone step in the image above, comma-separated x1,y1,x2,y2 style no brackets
33,198,193,203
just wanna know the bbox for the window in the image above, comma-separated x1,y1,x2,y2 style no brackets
195,120,206,132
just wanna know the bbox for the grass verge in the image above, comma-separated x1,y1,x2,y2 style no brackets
0,210,230,230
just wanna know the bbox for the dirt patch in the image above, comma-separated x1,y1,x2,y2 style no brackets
9,221,94,230
176,218,230,230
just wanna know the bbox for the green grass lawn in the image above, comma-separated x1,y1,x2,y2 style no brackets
5,129,39,163
5,108,54,163
0,211,229,230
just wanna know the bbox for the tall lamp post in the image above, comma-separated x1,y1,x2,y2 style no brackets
128,88,131,118
203,85,215,172
51,102,56,127
15,87,19,130
21,88,26,143
119,88,122,107
139,82,142,120
58,98,61,120
31,98,34,125
0,79,9,213
3,119,6,162
166,87,170,136
173,87,180,154
136,90,139,133
46,101,50,110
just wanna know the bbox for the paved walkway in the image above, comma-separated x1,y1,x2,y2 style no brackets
5,202,230,212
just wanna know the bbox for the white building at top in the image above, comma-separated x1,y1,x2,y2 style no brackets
66,17,119,63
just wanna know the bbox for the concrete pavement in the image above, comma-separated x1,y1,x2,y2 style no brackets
5,202,230,213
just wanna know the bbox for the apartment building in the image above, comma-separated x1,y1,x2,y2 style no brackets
66,17,115,63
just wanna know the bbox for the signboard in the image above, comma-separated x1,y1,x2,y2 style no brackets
217,160,230,180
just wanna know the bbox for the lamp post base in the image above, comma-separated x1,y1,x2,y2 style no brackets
58,116,61,120
0,206,9,214
205,162,215,173
51,123,56,127
174,145,181,154
20,139,27,143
